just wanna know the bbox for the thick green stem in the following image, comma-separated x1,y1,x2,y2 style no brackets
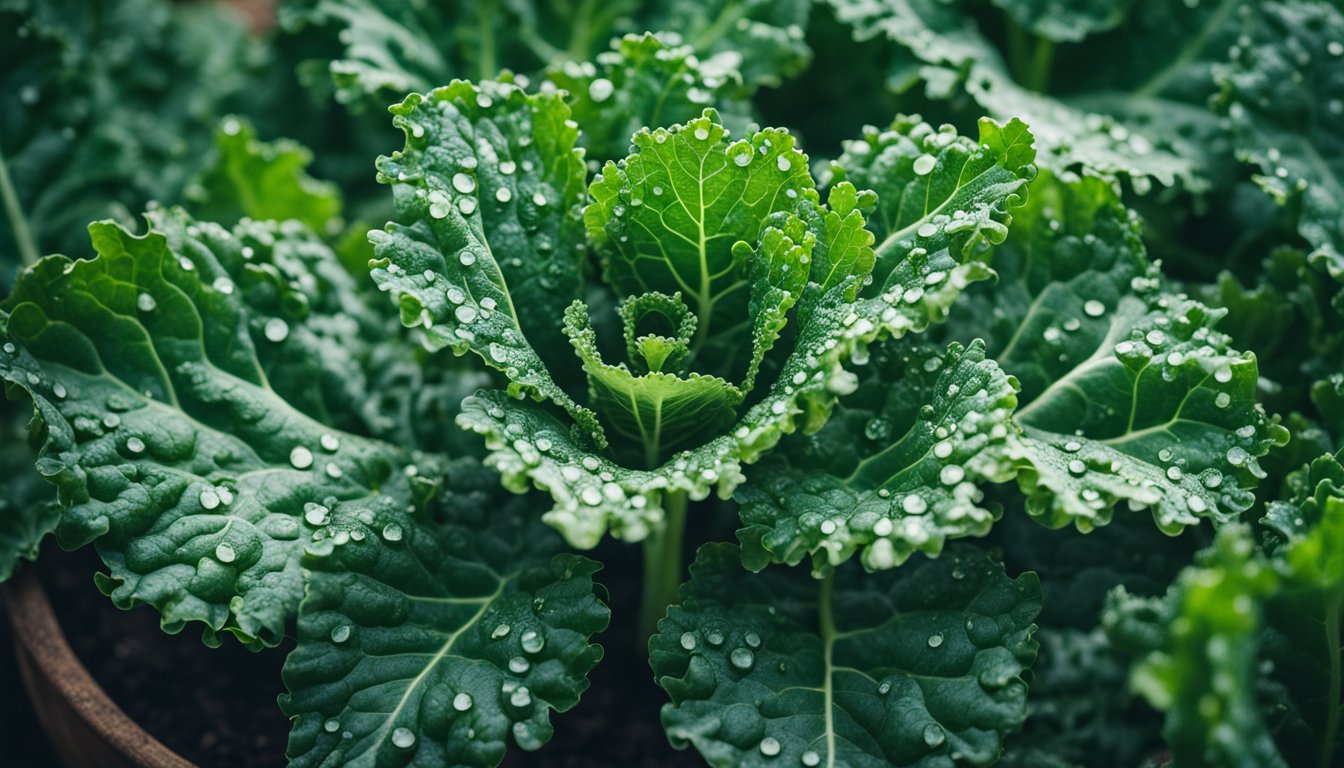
818,570,837,768
567,0,598,61
639,489,689,643
1005,17,1052,92
0,144,38,267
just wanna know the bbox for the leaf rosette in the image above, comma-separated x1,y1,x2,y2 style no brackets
369,79,1038,548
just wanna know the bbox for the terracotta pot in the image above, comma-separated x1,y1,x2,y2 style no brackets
2,568,193,768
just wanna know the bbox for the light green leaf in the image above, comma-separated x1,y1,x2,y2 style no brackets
186,117,342,235
1103,526,1288,768
942,170,1287,531
651,543,1041,768
584,108,815,375
369,79,604,447
545,32,753,164
830,115,1036,288
563,299,744,465
280,459,609,767
736,340,1019,572
1215,1,1344,290
456,283,862,549
0,219,434,648
1258,451,1344,768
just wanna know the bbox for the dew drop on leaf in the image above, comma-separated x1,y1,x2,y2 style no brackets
391,727,415,748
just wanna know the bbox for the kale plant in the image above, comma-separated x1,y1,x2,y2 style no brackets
1,1,1342,767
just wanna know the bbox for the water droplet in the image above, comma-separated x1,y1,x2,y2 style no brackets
776,155,791,172
902,495,928,515
200,489,221,510
912,154,936,175
706,629,724,646
694,127,710,141
137,293,157,312
801,751,821,766
760,737,781,756
458,197,477,215
1226,446,1248,466
734,151,751,167
521,630,545,653
214,542,236,563
455,305,478,323
382,523,403,542
1215,392,1231,408
324,718,339,733
290,446,314,469
927,632,944,648
1214,366,1233,383
680,632,697,650
1067,459,1086,476
1083,300,1105,317
331,625,351,643
495,187,512,203
923,723,945,747
452,173,476,194
500,160,517,175
509,656,530,674
933,441,953,459
391,727,415,748
917,222,938,239
587,77,614,102
453,693,474,711
532,191,547,206
510,687,532,707
730,648,754,670
940,465,964,485
264,318,289,343
126,437,146,454
745,631,762,649
304,503,330,526
320,433,340,452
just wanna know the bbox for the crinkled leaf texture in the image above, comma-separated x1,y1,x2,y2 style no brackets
824,0,1245,191
736,340,1019,572
370,79,603,446
942,170,1287,532
1103,526,1288,768
280,459,609,767
186,116,342,235
281,0,809,108
544,32,755,164
652,543,1041,767
1216,1,1344,293
0,217,436,648
457,111,1036,550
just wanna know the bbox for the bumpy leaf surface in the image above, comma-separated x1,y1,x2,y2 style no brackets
281,459,609,767
0,219,433,647
652,543,1041,767
943,170,1287,531
736,340,1018,572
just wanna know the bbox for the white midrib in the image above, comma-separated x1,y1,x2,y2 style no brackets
362,579,510,757
818,572,838,768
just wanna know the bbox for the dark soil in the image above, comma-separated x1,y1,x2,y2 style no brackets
13,535,708,767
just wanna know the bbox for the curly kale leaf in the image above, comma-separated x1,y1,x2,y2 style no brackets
652,543,1041,767
281,459,609,767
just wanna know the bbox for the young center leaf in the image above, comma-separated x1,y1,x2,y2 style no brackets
651,543,1041,768
0,217,437,648
941,170,1287,532
281,459,609,768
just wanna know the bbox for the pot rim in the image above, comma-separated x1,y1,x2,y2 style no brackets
2,566,193,768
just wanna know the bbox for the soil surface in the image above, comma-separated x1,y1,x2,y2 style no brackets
8,536,707,767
